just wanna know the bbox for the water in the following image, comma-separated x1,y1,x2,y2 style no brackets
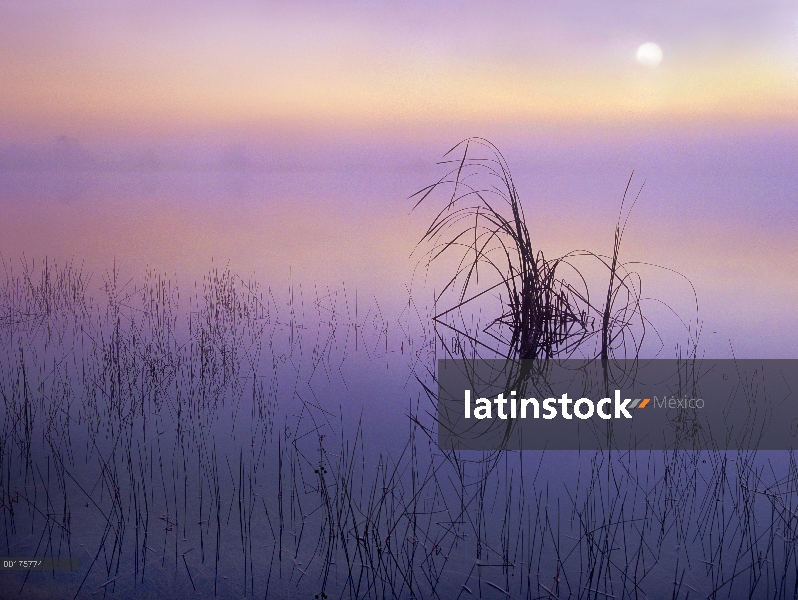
2,135,798,598
1,243,797,599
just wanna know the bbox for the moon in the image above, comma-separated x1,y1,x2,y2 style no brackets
636,42,663,67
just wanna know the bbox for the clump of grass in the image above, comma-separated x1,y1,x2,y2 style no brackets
410,137,654,370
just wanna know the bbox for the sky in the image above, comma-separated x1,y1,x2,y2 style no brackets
1,1,797,358
2,0,797,145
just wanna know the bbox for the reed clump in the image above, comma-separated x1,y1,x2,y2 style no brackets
410,137,659,368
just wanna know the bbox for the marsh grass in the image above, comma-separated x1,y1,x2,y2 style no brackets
0,143,794,599
408,138,687,370
409,138,703,447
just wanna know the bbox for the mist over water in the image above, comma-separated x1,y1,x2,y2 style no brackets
2,128,796,357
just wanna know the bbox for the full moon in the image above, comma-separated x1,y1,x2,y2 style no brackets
636,42,663,67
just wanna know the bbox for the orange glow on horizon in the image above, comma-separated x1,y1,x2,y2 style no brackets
3,54,797,139
2,2,797,141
